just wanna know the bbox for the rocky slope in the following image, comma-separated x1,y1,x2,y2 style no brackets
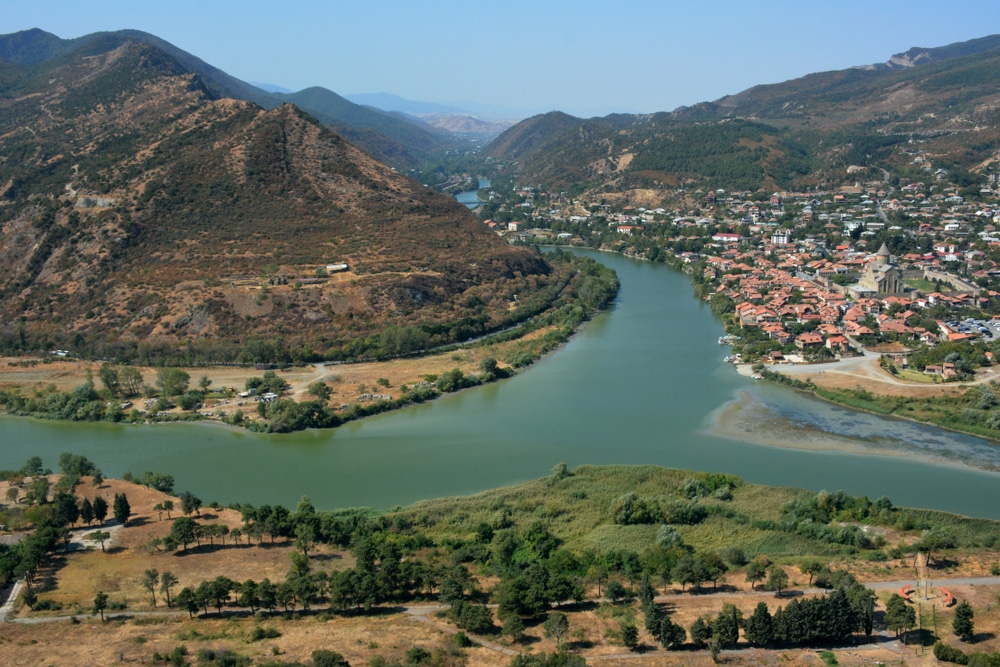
0,38,551,363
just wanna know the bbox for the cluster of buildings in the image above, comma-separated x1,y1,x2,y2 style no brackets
477,159,1000,365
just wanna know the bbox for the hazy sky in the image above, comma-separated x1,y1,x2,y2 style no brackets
5,0,1000,118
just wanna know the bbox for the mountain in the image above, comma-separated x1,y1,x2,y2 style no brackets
419,114,517,140
0,35,551,363
275,87,462,167
346,92,465,116
485,34,1000,195
0,29,464,169
250,82,293,94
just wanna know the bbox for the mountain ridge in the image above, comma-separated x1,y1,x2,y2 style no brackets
0,36,553,363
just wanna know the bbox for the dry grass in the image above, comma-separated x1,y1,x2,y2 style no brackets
11,478,354,615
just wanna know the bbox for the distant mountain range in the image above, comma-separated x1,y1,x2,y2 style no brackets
346,92,466,116
0,28,551,362
483,34,1000,196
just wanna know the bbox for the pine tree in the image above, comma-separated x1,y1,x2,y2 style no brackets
80,497,94,525
953,600,975,642
745,601,774,647
113,493,131,526
92,495,108,524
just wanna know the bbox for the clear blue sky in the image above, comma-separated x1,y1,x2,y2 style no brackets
4,0,1000,118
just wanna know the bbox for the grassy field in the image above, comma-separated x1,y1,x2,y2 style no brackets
5,467,1000,666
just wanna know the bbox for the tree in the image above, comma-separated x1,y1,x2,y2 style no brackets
119,366,144,397
180,491,202,517
113,493,131,525
745,559,769,590
885,593,916,643
745,601,774,647
25,477,49,505
503,615,526,641
765,566,789,596
801,560,825,586
92,495,108,524
208,576,235,616
53,491,80,527
621,620,639,651
659,617,687,650
544,611,570,650
141,569,159,606
307,381,331,402
155,368,190,397
98,364,121,397
198,375,212,393
175,587,198,619
160,571,178,607
87,530,111,553
953,600,975,642
605,579,627,603
162,499,174,519
93,591,108,621
169,517,198,551
713,603,743,648
80,497,94,525
690,616,712,649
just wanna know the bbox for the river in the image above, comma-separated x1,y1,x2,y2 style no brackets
2,250,999,516
455,179,489,208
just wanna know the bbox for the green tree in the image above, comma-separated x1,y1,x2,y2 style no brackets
503,614,526,641
119,366,144,397
155,368,190,397
713,603,743,648
113,492,131,525
544,611,570,649
93,496,108,523
169,516,198,551
658,617,687,650
801,560,825,586
142,569,159,606
745,601,774,647
765,566,789,596
87,530,111,553
175,587,198,619
621,620,639,651
93,591,108,621
80,497,94,525
885,593,916,643
690,616,712,649
746,559,768,590
98,364,121,397
605,579,627,603
307,381,331,402
953,600,975,642
160,571,178,607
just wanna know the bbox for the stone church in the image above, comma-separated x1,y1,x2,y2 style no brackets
856,243,904,296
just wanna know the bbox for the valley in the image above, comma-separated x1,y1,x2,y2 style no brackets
3,20,1000,667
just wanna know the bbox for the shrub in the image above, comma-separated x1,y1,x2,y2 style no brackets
934,642,969,664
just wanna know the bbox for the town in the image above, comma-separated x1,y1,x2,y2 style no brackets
474,148,1000,381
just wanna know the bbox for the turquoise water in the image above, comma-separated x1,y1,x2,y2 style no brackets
2,250,998,516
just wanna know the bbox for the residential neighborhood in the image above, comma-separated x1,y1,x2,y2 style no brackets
473,149,1000,376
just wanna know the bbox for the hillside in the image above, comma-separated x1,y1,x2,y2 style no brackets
0,29,464,169
4,465,1000,665
484,34,1000,196
0,37,553,363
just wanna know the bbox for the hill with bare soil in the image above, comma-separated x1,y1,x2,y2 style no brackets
0,37,552,363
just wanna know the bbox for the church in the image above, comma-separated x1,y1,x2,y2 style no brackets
854,243,905,296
